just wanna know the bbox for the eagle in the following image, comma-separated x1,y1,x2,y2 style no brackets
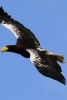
0,6,66,85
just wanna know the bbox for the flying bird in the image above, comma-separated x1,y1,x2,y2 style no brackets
0,6,66,85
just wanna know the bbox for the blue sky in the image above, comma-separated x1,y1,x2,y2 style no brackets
0,0,67,100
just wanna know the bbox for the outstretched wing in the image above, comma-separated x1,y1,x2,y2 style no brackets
27,49,66,85
0,6,40,48
37,51,66,84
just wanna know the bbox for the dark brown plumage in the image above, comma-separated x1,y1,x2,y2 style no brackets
0,6,66,85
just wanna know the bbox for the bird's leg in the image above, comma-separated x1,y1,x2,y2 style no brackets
46,52,64,63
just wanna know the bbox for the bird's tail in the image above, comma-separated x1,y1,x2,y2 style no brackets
46,53,64,63
37,47,65,63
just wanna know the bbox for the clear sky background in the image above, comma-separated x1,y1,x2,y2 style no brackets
0,0,67,100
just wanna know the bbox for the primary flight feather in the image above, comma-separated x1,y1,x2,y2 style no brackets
0,6,66,85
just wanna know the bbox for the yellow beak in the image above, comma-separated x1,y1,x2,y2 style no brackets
1,46,8,52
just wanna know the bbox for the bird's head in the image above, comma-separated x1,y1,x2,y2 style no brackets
1,45,16,53
1,45,30,58
1,45,18,53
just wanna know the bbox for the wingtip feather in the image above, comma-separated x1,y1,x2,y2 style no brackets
0,6,11,19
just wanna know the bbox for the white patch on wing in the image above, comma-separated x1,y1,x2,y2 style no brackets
26,49,45,68
26,49,37,62
37,46,52,54
37,46,45,51
26,49,41,63
2,22,20,39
